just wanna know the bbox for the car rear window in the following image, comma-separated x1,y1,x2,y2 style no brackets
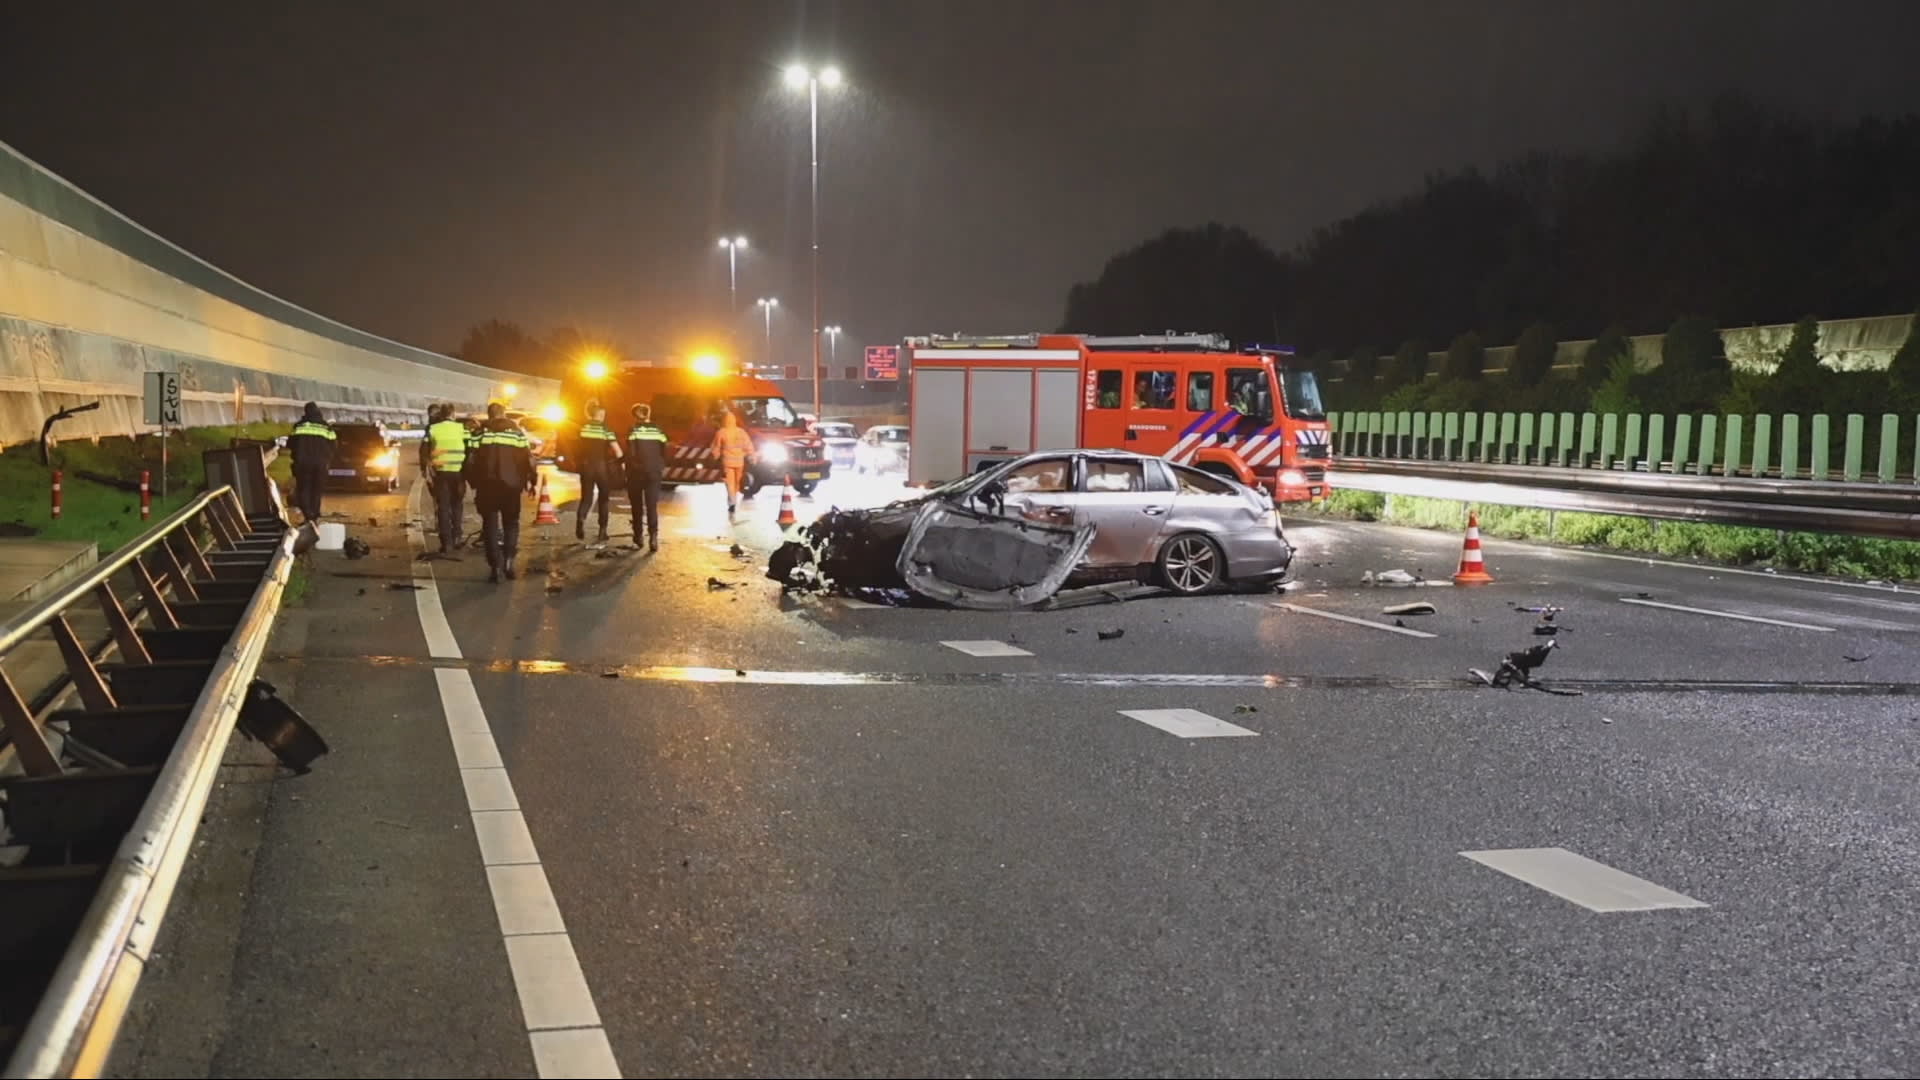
1171,465,1237,495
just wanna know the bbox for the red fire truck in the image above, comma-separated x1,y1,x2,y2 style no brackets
552,360,831,496
903,333,1330,501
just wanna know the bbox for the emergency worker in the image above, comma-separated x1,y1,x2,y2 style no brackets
425,403,470,553
287,401,337,523
462,401,535,583
574,400,622,543
625,403,668,551
709,410,756,519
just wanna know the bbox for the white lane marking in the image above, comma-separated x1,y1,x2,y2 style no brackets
1617,596,1836,632
1272,602,1438,638
406,480,464,658
1461,847,1708,913
462,767,521,812
529,1029,622,1079
505,933,607,1030
473,809,542,866
488,864,568,936
1119,708,1259,739
941,639,1035,657
407,477,623,1079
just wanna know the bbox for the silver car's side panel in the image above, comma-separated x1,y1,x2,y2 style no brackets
896,501,1097,611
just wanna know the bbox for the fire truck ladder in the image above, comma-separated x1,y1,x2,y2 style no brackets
909,333,1042,348
1081,333,1232,352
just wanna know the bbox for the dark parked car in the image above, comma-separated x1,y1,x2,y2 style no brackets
324,423,401,492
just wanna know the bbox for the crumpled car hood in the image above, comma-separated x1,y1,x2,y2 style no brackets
895,501,1096,610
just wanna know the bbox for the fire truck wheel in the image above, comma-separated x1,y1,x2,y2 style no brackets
794,481,818,497
1157,532,1224,596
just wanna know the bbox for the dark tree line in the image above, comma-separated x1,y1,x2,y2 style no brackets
452,320,629,381
1062,97,1920,361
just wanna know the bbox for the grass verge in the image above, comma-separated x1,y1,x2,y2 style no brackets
1306,489,1920,583
0,423,295,553
283,558,313,608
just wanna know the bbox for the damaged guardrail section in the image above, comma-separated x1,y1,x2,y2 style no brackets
0,484,301,1078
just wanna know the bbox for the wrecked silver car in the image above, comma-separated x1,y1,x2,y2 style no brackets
769,449,1294,609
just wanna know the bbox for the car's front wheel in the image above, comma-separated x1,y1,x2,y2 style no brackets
1157,532,1224,595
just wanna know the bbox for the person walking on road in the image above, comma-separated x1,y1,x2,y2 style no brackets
709,410,756,519
625,402,668,552
424,403,470,555
462,401,535,583
573,400,622,544
287,401,337,524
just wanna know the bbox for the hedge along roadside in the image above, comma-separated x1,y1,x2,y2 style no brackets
1307,489,1920,583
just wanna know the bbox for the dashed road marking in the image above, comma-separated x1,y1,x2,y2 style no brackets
941,639,1035,657
1461,847,1708,913
1119,708,1259,739
1618,596,1836,632
1272,602,1437,638
407,479,622,1079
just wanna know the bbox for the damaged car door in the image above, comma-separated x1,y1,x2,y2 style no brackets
895,454,1097,610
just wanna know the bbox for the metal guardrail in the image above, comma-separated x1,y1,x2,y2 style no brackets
0,485,295,1078
1329,460,1920,540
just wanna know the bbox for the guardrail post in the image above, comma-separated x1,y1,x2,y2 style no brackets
1480,411,1498,463
1442,413,1459,461
1461,412,1479,462
1913,414,1919,484
1673,415,1693,474
1517,413,1535,465
1844,414,1865,482
1722,415,1743,478
1878,413,1899,483
1577,412,1597,468
1557,412,1575,467
1534,413,1553,466
1600,413,1619,470
1751,415,1772,479
1425,411,1441,460
1811,414,1830,479
0,670,62,776
1646,415,1665,474
1498,412,1516,465
1781,414,1801,479
1412,412,1428,458
1623,414,1643,471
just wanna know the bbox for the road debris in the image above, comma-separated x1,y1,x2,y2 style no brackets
707,577,735,590
1382,601,1436,616
1097,628,1125,641
343,537,371,559
1844,653,1872,662
1232,704,1258,714
385,582,424,591
1470,640,1581,695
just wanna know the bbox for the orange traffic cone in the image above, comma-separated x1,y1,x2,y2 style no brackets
534,471,559,525
776,480,797,528
1453,510,1495,584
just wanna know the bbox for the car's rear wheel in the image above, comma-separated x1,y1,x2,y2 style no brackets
1157,532,1224,595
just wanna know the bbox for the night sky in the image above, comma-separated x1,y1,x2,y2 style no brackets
5,1,1919,368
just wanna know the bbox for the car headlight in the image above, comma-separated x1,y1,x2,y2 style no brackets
370,449,399,469
759,441,789,465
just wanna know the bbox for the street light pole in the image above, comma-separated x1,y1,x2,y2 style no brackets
717,236,747,318
786,62,842,422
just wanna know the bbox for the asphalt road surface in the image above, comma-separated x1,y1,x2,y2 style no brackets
110,460,1920,1079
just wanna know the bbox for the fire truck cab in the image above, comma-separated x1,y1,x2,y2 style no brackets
553,363,832,496
904,332,1330,501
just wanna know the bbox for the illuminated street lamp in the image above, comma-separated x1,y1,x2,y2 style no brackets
582,354,610,381
825,325,842,373
716,235,748,315
782,61,844,418
755,297,779,370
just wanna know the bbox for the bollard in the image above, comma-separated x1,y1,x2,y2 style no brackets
51,469,62,520
140,470,152,521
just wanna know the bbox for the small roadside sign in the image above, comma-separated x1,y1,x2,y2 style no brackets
143,371,182,426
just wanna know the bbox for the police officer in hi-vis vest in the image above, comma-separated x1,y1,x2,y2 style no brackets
625,403,668,552
424,403,470,554
287,401,337,523
461,401,536,583
573,400,623,544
